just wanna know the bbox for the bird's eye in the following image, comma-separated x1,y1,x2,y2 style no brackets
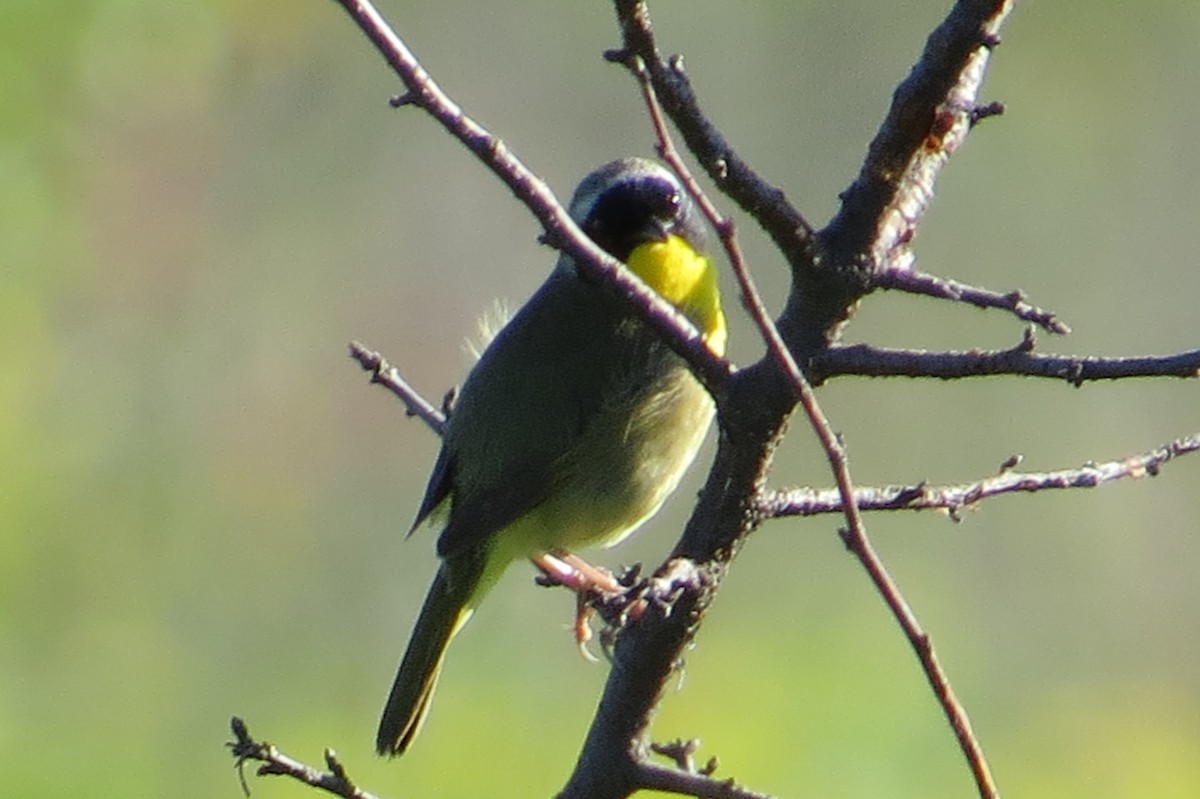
659,189,682,219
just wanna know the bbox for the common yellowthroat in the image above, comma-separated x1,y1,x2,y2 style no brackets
376,158,727,756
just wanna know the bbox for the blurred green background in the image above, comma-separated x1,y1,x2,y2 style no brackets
2,1,1198,796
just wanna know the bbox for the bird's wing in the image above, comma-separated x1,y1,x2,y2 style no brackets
431,273,626,560
409,444,454,535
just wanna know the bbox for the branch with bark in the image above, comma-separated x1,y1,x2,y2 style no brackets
227,2,1199,798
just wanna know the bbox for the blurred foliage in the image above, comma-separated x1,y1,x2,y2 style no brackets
1,1,1198,797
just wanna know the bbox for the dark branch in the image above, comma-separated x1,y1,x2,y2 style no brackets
607,3,1017,798
815,341,1200,385
825,0,1017,275
873,267,1070,334
811,3,1017,796
609,1,815,269
557,559,723,799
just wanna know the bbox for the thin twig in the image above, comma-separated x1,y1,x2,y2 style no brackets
836,514,999,799
816,4,1018,792
332,0,731,396
227,717,383,799
759,433,1200,519
774,334,1001,799
348,341,446,435
624,54,799,390
873,267,1070,334
609,0,815,266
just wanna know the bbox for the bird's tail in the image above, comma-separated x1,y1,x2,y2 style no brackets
376,557,480,756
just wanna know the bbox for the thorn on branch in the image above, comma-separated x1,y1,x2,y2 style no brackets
894,481,929,506
324,749,355,793
969,100,1005,127
441,386,457,416
228,716,258,796
998,454,1023,473
1068,360,1086,388
837,526,854,551
651,738,712,774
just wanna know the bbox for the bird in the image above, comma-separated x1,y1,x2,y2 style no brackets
376,157,727,756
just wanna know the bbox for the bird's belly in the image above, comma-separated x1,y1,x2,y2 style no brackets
514,367,714,555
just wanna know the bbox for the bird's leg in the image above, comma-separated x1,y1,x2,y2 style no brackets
531,551,629,658
531,551,626,593
572,591,599,661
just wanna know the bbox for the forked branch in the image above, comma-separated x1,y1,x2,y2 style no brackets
227,717,381,799
225,4,1200,799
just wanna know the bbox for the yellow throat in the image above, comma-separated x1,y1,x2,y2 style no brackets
625,234,727,356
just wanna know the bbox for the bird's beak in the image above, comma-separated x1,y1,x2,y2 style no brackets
639,218,672,244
